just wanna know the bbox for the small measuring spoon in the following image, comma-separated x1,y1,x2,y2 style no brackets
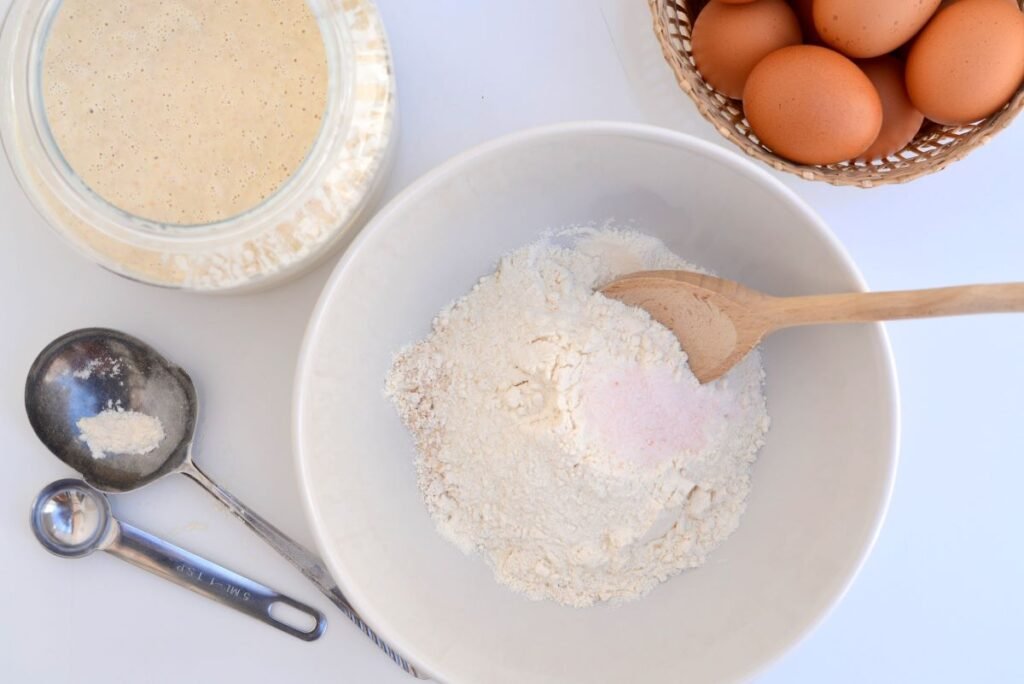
25,329,418,676
31,479,326,640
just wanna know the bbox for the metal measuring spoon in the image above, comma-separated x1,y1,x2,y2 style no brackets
25,329,418,676
31,479,326,640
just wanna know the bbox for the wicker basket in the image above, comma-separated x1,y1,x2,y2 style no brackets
650,0,1024,187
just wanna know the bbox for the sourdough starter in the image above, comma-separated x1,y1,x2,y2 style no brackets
42,0,328,225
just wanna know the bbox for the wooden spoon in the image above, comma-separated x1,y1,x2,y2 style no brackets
601,270,1024,384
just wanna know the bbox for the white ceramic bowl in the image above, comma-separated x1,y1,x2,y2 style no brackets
295,122,899,683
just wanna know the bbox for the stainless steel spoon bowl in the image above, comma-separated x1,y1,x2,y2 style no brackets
31,478,326,640
32,478,112,558
26,329,418,676
26,329,196,492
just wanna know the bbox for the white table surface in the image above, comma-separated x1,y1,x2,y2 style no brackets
3,1,1022,682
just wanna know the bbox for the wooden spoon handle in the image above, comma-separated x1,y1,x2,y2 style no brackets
766,283,1024,330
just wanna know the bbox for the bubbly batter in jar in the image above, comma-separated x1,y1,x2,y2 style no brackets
42,0,328,225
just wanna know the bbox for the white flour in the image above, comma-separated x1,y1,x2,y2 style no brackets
386,229,769,607
77,408,165,459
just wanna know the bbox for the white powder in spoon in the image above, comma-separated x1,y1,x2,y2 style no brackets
77,408,166,459
386,228,770,607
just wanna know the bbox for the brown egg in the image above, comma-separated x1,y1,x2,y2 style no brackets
717,0,758,3
907,0,1024,125
938,0,1020,6
895,1,1020,58
856,57,924,161
691,0,802,99
814,0,942,58
743,45,883,165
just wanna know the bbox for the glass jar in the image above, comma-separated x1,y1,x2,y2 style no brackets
0,0,396,292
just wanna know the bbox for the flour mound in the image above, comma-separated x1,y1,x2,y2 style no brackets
386,229,769,607
77,408,165,459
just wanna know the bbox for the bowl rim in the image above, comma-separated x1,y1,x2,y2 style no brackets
292,120,901,683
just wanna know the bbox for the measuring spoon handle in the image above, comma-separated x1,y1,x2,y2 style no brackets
106,520,326,641
182,462,421,677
